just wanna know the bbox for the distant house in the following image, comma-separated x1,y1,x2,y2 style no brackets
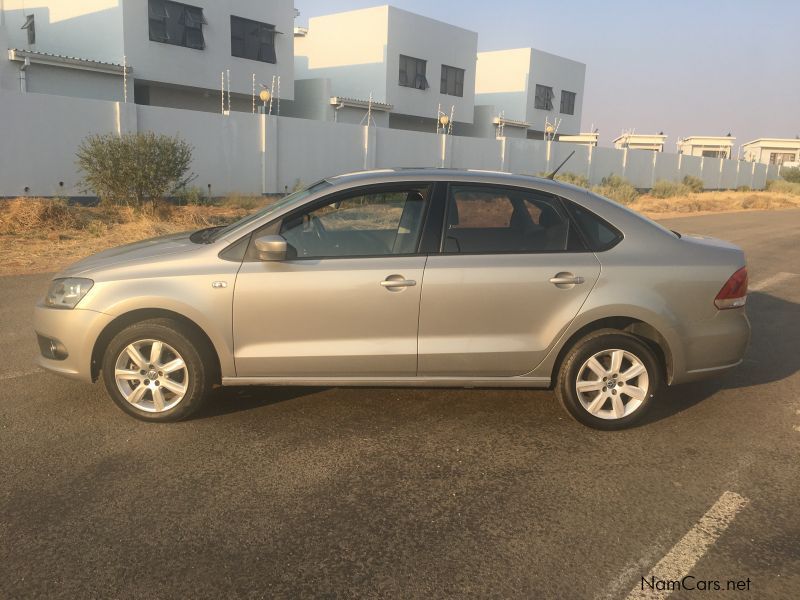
612,133,667,152
292,5,478,131
474,47,586,139
558,132,599,148
677,136,735,159
1,0,296,110
741,138,800,167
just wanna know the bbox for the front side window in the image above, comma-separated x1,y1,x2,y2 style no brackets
279,186,430,259
560,90,576,115
443,185,584,253
231,15,277,63
534,84,554,111
399,55,428,90
148,0,206,50
440,65,465,97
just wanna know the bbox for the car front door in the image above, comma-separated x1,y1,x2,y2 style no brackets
233,183,431,378
417,183,601,377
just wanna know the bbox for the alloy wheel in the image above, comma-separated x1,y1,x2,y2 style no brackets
113,338,189,413
575,348,649,420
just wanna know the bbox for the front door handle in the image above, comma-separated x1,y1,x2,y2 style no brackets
380,276,417,289
549,273,585,286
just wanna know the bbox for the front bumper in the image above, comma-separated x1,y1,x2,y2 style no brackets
33,302,114,383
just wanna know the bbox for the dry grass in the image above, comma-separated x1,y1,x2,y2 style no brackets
2,189,799,276
630,190,800,218
0,198,255,276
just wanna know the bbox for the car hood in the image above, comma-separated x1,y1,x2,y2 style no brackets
58,231,199,277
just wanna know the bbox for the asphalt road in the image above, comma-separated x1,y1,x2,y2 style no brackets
2,209,799,599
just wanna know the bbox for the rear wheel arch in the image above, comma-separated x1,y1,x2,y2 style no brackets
550,316,674,387
91,309,221,384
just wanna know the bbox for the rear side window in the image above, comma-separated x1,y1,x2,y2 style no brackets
442,185,586,254
565,201,623,251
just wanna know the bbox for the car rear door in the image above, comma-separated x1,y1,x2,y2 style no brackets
233,183,431,378
417,183,601,377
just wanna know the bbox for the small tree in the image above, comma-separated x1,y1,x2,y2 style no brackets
781,166,800,183
77,132,194,211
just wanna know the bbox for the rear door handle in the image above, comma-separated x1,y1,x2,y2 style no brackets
380,278,417,288
549,274,585,285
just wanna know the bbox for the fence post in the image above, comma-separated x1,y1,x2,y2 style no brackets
261,114,278,194
363,125,377,170
622,147,628,179
440,133,453,168
586,144,593,181
499,136,507,171
651,151,658,189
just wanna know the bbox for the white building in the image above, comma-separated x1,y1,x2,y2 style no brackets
474,47,585,139
292,5,478,131
612,133,667,152
676,135,735,159
1,0,295,110
558,132,599,148
741,138,800,166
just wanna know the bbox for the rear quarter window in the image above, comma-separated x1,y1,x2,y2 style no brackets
565,201,623,252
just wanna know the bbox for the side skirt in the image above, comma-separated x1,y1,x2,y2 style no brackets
221,376,552,389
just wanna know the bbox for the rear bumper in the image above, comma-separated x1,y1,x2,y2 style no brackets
671,308,750,384
33,303,113,383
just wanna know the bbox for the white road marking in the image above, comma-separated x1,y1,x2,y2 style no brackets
625,491,749,600
750,271,799,292
0,369,40,381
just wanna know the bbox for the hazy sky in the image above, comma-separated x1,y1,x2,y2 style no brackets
296,0,800,150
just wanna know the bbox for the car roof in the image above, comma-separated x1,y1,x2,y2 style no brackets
325,168,578,192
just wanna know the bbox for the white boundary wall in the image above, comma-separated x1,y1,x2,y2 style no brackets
0,92,779,197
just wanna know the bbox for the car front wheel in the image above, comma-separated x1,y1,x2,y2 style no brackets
555,329,661,430
101,318,214,422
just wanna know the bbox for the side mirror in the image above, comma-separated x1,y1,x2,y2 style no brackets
254,234,288,261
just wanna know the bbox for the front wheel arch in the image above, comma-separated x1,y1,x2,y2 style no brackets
91,308,221,385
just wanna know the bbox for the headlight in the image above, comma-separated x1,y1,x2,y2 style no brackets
44,278,94,309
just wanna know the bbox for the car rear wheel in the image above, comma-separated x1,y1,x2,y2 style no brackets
101,318,213,422
555,329,661,430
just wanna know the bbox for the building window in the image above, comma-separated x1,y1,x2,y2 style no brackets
231,15,277,63
148,0,206,50
399,55,428,90
560,90,576,115
21,14,35,45
702,150,726,158
534,84,554,111
769,152,797,165
440,65,465,97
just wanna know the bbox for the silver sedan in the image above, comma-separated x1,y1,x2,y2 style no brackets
33,169,750,429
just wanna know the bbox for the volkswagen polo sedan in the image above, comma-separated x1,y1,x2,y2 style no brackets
33,169,750,429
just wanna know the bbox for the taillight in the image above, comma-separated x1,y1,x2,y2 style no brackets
714,266,748,309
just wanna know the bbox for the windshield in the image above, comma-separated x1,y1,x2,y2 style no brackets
208,180,332,242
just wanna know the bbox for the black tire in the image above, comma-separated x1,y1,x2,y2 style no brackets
555,329,662,430
101,318,214,422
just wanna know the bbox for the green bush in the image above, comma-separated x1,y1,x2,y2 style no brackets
682,175,705,193
735,185,751,192
766,179,800,196
650,180,691,198
534,171,590,188
780,166,800,183
77,132,194,211
554,172,590,188
175,186,210,206
591,174,639,205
